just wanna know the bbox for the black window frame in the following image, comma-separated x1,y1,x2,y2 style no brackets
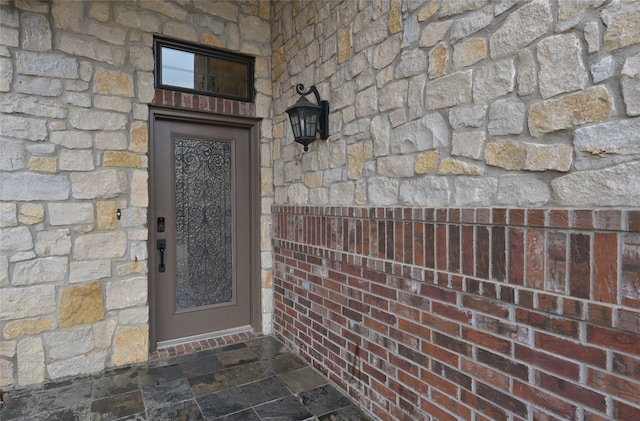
154,37,255,102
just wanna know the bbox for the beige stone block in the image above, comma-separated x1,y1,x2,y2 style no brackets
260,215,272,249
104,152,143,168
130,121,148,153
28,156,56,173
338,25,352,64
88,2,109,22
0,58,13,92
59,281,104,328
329,181,355,205
425,70,472,110
140,0,187,21
1,285,56,320
19,203,44,225
59,150,95,171
118,307,148,325
74,231,126,260
255,57,269,79
52,0,83,31
429,43,449,79
114,5,161,32
256,79,272,96
139,72,155,105
528,86,613,138
0,359,13,387
304,171,323,189
420,21,452,48
453,38,486,68
378,155,415,178
15,0,49,13
130,170,148,207
96,132,128,150
415,150,438,174
438,158,483,175
0,203,17,228
111,326,148,366
200,32,226,48
355,181,367,205
473,59,515,103
524,143,573,172
196,0,237,21
261,168,274,195
72,170,127,200
86,21,127,46
13,256,68,285
3,317,55,340
452,132,485,160
49,202,94,226
388,0,402,34
94,68,134,97
552,161,640,207
35,229,71,256
418,1,439,22
0,226,32,253
485,139,526,170
622,54,640,117
347,142,367,180
272,46,284,68
116,259,148,277
163,21,197,42
602,1,640,52
0,27,18,48
259,0,270,19
2,114,48,141
97,201,117,230
56,33,125,67
239,14,269,43
93,318,117,349
17,337,45,386
94,95,132,113
262,270,273,288
0,340,16,358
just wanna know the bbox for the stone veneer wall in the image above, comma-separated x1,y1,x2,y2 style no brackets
0,0,272,389
273,206,640,420
270,0,639,207
269,0,640,420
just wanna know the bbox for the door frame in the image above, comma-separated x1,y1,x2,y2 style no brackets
148,106,262,351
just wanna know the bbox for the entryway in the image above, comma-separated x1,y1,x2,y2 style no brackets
149,108,261,349
0,336,373,420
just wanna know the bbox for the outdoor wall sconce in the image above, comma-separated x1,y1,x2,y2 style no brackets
286,84,329,151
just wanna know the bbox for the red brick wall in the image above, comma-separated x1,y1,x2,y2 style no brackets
152,88,256,116
272,206,640,421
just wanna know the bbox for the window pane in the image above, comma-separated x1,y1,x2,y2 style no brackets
161,47,195,89
206,57,248,97
156,40,254,101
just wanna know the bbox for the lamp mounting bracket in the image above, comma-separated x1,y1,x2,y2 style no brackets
295,84,321,105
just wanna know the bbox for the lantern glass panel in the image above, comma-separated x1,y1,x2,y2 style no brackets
289,111,301,138
304,111,318,138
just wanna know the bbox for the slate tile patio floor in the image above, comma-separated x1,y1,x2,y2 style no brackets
0,336,372,421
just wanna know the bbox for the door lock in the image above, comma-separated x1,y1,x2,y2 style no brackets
157,239,166,272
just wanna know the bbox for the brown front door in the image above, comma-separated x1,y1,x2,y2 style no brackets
151,115,255,345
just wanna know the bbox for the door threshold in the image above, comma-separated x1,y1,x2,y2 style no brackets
156,325,255,349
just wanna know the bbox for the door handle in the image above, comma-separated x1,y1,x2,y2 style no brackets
157,239,166,272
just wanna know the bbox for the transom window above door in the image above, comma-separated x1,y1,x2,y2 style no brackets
154,38,255,102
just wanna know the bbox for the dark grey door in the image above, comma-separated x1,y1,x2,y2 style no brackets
152,118,252,343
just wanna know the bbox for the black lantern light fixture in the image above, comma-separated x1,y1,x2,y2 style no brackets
286,84,329,151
